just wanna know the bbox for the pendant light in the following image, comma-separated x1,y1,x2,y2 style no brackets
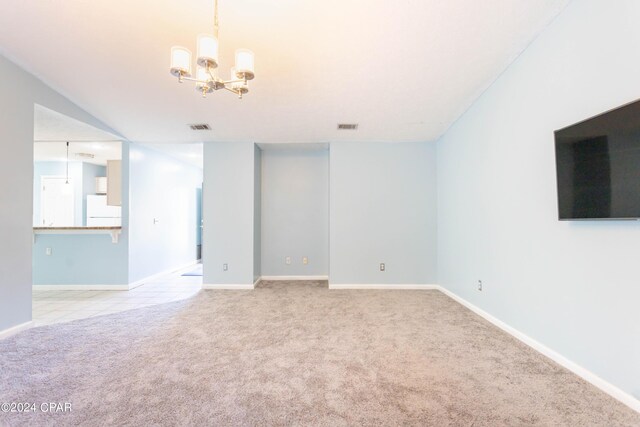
62,141,72,196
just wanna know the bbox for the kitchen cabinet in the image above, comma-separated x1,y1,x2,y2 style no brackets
107,160,121,206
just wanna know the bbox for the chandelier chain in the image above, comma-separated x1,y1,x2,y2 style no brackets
214,0,219,38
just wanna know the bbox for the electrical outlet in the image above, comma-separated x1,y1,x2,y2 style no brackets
302,257,308,265
380,263,385,272
477,280,483,291
45,247,52,256
223,263,228,271
285,256,291,265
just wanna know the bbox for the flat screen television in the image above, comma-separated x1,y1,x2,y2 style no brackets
554,99,640,220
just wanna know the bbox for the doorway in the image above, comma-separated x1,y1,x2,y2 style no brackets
40,176,75,227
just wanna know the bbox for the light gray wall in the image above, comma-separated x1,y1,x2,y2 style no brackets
330,142,438,284
128,143,202,283
437,0,640,399
202,142,256,285
0,53,122,332
261,149,329,276
253,145,262,281
33,234,129,285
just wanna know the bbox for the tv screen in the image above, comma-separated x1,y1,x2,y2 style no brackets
554,99,640,220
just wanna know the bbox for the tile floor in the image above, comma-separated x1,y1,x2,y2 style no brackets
32,265,202,326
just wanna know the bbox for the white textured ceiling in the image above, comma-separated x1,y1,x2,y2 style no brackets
34,141,122,166
34,105,195,167
141,143,204,169
0,0,569,144
34,105,121,143
34,105,122,166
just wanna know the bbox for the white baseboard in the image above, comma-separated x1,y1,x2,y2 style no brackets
33,284,130,291
128,260,201,290
329,283,439,290
0,321,33,340
437,286,640,413
202,283,254,290
261,275,329,281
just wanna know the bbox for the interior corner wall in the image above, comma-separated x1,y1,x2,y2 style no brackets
127,143,203,283
0,53,122,332
253,145,262,282
260,149,329,277
329,142,438,285
436,0,640,399
202,142,255,285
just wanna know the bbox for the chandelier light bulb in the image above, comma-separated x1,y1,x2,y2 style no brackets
197,34,219,69
234,49,255,80
196,66,209,82
195,67,213,94
170,47,192,78
229,67,248,94
229,67,240,88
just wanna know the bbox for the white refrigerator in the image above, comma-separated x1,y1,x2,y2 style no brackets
86,195,122,226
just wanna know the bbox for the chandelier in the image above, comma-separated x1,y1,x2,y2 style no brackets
169,0,255,99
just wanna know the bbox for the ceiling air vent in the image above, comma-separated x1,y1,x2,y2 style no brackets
337,123,358,130
189,123,211,130
75,153,95,159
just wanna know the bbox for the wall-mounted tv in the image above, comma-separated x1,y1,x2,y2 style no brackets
554,99,640,220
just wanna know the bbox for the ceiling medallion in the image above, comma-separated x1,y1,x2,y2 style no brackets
169,0,255,99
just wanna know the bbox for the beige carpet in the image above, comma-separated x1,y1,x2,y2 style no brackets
0,280,638,426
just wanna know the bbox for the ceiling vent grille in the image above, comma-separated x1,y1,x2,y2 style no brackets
75,152,95,159
337,123,358,130
189,123,211,130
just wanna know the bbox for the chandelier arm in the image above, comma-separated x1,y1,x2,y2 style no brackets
221,78,247,85
180,76,210,84
222,86,240,95
206,67,219,83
